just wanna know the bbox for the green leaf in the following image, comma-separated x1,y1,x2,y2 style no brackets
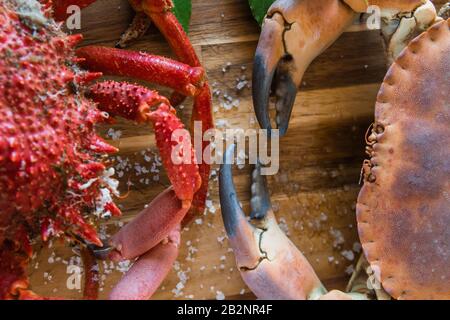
172,0,192,33
248,0,276,26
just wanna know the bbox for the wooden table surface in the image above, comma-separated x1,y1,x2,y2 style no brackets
28,0,447,299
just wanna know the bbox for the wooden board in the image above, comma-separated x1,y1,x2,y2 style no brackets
28,0,447,300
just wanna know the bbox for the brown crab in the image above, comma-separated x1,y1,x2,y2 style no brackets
219,2,449,299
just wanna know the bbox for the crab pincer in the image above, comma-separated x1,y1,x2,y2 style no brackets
253,0,441,137
219,145,327,299
252,0,355,136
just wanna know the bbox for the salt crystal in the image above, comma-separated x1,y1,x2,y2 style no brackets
341,250,355,261
216,291,225,300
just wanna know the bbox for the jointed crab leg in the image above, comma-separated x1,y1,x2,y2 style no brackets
116,12,152,49
76,46,205,97
88,80,200,299
219,145,326,299
136,0,214,216
66,0,213,216
80,247,99,300
141,0,201,67
109,225,181,300
48,0,212,298
89,80,201,205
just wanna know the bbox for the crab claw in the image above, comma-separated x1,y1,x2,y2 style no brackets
253,0,355,136
105,188,187,300
219,145,326,299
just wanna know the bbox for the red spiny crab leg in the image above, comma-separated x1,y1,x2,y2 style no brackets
76,46,204,97
219,145,326,299
184,83,213,221
88,81,200,299
89,81,201,206
59,0,213,216
141,0,200,67
80,247,99,300
139,0,214,216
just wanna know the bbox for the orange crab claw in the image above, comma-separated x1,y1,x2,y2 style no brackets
252,0,355,136
219,145,326,299
104,190,185,300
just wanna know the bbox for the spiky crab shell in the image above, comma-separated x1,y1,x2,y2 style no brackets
0,0,117,249
356,19,449,299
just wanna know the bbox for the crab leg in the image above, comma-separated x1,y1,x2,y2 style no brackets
116,12,152,49
185,83,214,220
76,46,204,97
80,247,99,300
109,225,180,300
138,0,214,216
89,81,201,205
141,0,201,67
219,145,326,299
88,80,200,298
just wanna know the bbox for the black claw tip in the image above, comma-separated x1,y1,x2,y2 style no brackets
219,145,246,237
88,240,112,261
250,161,272,220
253,53,274,136
274,71,297,137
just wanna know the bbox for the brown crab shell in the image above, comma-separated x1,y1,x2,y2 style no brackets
343,0,427,13
356,19,449,300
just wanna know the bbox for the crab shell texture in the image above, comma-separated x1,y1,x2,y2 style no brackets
344,0,427,12
0,0,115,248
357,19,450,300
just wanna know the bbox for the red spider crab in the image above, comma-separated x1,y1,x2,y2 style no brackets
0,0,213,299
220,1,449,299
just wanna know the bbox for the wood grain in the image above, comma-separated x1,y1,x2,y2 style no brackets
28,0,447,300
